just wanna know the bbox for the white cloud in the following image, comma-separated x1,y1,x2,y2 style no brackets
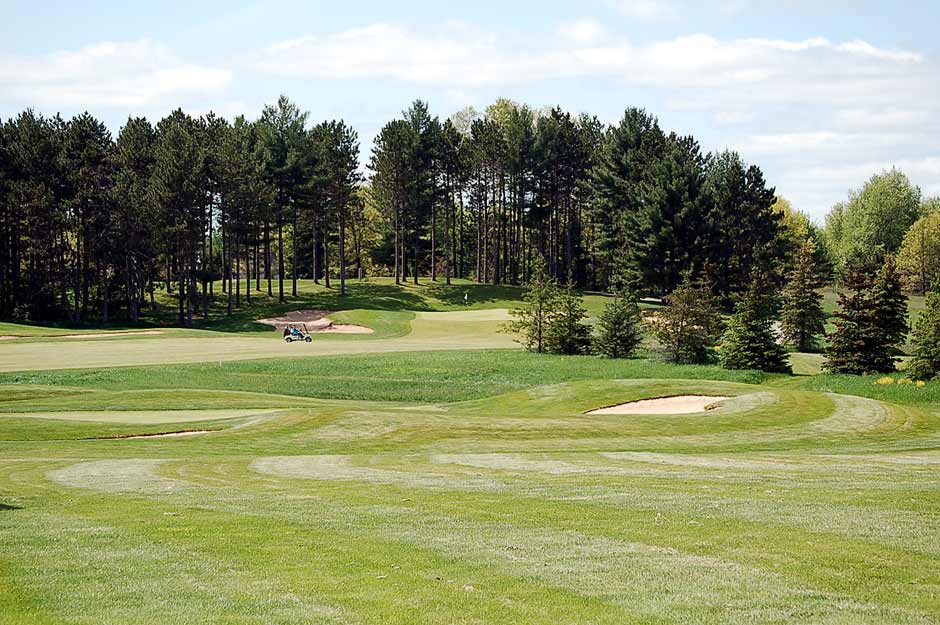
248,22,939,221
0,40,232,109
252,25,930,99
557,18,610,45
606,0,680,21
714,111,755,125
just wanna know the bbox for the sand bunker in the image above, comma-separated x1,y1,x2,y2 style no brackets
258,310,373,334
587,395,730,415
105,429,216,440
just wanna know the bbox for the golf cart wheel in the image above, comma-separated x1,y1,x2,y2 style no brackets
285,337,292,343
305,336,312,343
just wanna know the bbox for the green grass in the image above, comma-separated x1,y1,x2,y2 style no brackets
1,283,939,624
0,350,764,404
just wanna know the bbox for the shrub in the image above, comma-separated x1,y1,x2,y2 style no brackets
594,291,644,358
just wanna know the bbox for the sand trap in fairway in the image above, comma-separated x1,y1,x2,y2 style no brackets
108,429,215,440
587,395,730,415
258,310,373,334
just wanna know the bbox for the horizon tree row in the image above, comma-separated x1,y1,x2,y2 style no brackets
2,96,811,324
371,99,795,297
0,97,360,324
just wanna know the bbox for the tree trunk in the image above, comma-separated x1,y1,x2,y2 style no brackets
339,212,346,296
313,214,320,284
277,221,285,303
264,222,272,297
431,199,437,281
394,204,400,285
291,206,298,297
324,228,331,289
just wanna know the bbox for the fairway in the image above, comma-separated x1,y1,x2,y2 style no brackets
2,300,939,625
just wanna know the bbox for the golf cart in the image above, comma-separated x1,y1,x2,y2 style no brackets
283,323,313,343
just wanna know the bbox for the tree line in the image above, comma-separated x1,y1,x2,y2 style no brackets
2,96,804,323
371,100,791,298
509,244,940,381
0,96,359,325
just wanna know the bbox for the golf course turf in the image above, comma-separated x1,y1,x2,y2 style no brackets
1,280,938,624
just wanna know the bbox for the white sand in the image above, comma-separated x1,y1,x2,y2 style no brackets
118,430,214,439
258,310,373,334
587,395,730,415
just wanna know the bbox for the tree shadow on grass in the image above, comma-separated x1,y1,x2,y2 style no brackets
190,283,435,334
0,502,21,511
426,282,526,307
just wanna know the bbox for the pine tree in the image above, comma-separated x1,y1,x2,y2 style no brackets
780,240,827,352
908,281,940,381
545,280,592,355
651,277,723,364
867,254,909,372
824,269,875,374
719,277,791,373
824,256,907,374
506,255,559,353
594,290,644,358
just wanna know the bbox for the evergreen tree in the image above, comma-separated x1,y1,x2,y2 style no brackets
545,279,592,355
506,255,558,353
594,290,644,358
908,281,940,381
780,240,827,352
651,277,723,364
867,254,909,371
259,95,308,301
112,117,156,322
825,256,907,374
702,152,786,298
824,269,876,374
719,277,791,373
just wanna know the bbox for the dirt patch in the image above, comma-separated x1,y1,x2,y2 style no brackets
62,330,165,339
587,395,730,415
258,310,373,334
0,336,16,341
97,429,217,440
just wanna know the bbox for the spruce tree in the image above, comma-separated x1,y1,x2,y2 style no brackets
651,277,723,364
594,291,644,358
545,280,592,355
719,278,792,373
824,269,875,374
868,254,909,372
908,281,940,381
825,256,907,374
780,240,827,352
506,255,559,353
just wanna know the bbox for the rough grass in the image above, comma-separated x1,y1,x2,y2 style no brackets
0,350,764,403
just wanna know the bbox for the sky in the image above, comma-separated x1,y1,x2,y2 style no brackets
1,0,938,222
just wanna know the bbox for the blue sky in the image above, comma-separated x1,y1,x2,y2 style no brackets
2,0,938,220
